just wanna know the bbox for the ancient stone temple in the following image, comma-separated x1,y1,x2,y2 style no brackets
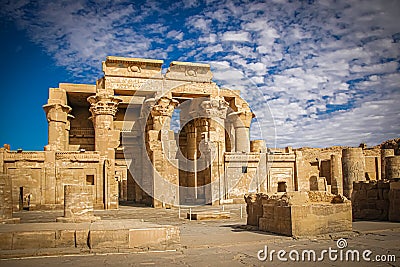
0,56,269,210
0,56,399,213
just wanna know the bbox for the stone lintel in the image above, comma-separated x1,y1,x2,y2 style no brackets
106,56,164,65
59,83,96,94
103,57,163,79
166,61,213,82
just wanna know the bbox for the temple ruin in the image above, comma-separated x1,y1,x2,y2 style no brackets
0,56,399,218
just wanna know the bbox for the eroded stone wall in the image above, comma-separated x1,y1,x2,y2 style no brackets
246,191,352,237
352,180,400,222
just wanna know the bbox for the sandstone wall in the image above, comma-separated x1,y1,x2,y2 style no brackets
246,191,352,237
352,180,400,222
352,180,390,220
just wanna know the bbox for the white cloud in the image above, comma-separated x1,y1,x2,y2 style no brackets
1,0,399,148
221,31,251,42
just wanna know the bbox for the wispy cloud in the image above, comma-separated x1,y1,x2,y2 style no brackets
1,0,399,148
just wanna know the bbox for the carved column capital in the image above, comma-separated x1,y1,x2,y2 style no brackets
149,96,179,131
228,107,254,128
43,103,72,123
199,97,228,119
87,93,122,117
150,96,179,118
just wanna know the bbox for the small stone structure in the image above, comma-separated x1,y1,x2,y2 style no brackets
57,185,100,223
246,192,352,237
0,174,19,224
352,180,400,222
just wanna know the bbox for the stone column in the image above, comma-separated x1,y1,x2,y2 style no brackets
342,147,365,199
330,154,343,195
225,118,235,152
88,92,122,209
65,114,74,150
381,149,395,180
43,103,72,151
185,121,197,201
385,156,400,180
148,96,179,207
228,107,254,153
200,97,228,205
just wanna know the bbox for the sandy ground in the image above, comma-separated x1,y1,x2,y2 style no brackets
1,204,399,267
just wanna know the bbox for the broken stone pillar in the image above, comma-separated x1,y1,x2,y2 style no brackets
342,147,365,199
385,156,400,180
228,103,254,153
43,103,72,151
0,174,20,224
381,149,395,180
225,118,235,152
57,185,100,222
330,154,343,195
88,91,122,209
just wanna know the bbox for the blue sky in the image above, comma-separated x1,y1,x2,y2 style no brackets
0,0,399,150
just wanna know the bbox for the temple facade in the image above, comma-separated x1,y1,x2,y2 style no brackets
0,56,399,212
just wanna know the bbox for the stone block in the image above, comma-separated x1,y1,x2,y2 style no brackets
0,233,12,250
367,189,379,199
89,229,129,249
57,185,100,223
55,229,76,248
129,227,180,250
255,192,351,236
378,180,390,189
390,181,400,190
75,229,90,248
12,231,56,249
187,211,230,220
389,189,400,222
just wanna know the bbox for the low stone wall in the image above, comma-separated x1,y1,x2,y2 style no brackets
352,180,400,222
244,193,268,227
0,219,180,258
246,191,352,237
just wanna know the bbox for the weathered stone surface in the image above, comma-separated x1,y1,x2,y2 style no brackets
389,182,400,222
129,227,180,250
247,192,352,237
0,219,180,255
57,185,100,223
89,229,129,249
386,156,400,179
0,174,19,224
12,231,56,250
342,147,365,199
